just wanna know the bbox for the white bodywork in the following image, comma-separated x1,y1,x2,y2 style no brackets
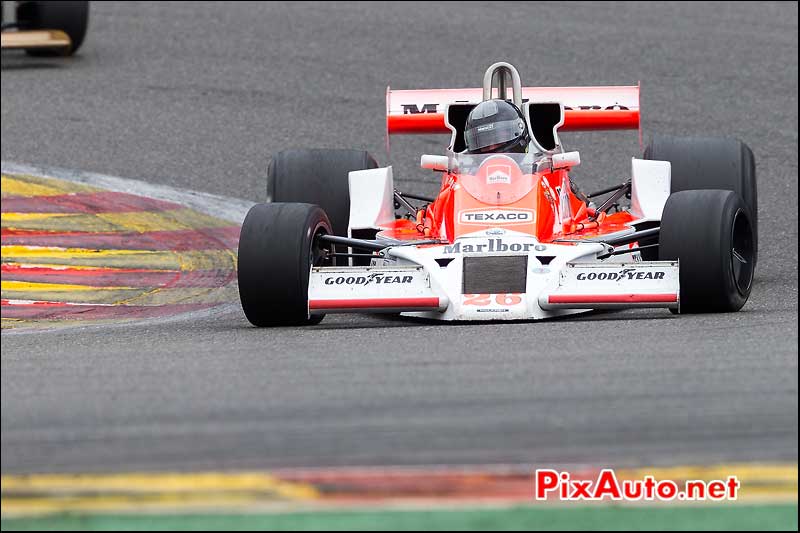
311,163,679,321
630,157,671,220
347,167,396,236
552,151,581,170
308,232,679,321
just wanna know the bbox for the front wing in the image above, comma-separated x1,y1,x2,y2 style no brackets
307,240,679,321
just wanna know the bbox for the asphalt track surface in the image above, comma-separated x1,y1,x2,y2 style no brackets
1,2,797,474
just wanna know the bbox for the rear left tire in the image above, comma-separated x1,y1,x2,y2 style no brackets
645,134,757,265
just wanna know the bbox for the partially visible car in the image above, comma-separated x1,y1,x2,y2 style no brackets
1,1,88,56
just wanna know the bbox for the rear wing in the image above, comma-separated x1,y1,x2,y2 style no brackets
386,85,640,135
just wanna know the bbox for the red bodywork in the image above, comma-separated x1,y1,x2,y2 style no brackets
378,155,635,245
379,84,642,245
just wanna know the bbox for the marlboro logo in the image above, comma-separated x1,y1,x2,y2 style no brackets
443,239,537,254
486,164,511,185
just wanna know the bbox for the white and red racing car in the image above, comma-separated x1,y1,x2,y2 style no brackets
237,62,756,326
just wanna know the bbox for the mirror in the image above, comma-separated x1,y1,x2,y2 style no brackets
421,154,449,172
552,151,581,170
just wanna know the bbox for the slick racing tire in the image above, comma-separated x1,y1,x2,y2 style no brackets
19,1,89,56
659,190,755,313
237,203,331,327
267,149,378,239
644,134,757,264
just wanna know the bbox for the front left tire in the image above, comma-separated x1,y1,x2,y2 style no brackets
659,189,755,313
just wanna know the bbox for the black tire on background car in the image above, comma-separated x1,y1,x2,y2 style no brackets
659,190,755,313
644,134,757,264
237,203,331,327
267,149,378,239
19,1,89,56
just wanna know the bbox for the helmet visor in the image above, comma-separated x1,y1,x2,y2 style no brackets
465,118,525,153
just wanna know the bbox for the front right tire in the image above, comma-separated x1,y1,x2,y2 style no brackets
237,203,331,327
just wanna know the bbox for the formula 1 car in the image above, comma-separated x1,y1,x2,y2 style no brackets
238,62,756,326
1,1,88,56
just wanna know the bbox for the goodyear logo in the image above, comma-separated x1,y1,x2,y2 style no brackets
324,273,414,286
575,268,666,281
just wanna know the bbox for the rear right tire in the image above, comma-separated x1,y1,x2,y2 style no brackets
267,148,378,239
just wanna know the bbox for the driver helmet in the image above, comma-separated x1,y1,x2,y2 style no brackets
464,99,530,154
